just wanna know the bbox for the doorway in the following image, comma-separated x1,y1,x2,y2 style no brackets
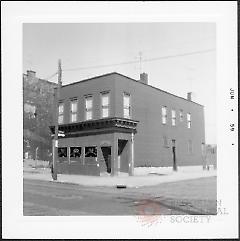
101,146,111,173
118,139,128,173
172,139,177,171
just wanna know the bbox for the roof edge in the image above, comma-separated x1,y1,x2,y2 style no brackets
61,72,204,107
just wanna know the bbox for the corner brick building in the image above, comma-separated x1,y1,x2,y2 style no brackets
50,72,205,176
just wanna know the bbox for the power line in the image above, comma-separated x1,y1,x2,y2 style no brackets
62,48,215,72
42,48,215,80
63,60,138,72
44,71,58,81
143,48,215,62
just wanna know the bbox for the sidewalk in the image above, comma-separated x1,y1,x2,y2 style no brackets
23,165,217,188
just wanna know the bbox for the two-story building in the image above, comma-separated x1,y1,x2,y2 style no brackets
50,72,205,176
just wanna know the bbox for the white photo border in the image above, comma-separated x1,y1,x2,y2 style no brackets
2,1,238,239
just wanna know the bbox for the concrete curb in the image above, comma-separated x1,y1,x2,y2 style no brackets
24,170,217,188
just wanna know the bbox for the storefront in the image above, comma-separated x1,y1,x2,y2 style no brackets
50,117,138,176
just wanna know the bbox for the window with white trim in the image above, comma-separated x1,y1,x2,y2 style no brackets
85,96,93,120
162,106,167,124
58,103,64,124
70,99,78,123
101,92,110,118
123,93,131,119
172,110,176,126
187,113,191,128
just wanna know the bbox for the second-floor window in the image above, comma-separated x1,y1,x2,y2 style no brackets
101,92,110,118
172,110,176,126
85,95,93,120
70,99,78,123
162,106,167,124
187,113,191,128
58,102,64,124
123,93,131,119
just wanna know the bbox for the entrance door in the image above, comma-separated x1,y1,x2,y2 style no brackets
172,139,177,171
118,139,128,173
101,146,111,173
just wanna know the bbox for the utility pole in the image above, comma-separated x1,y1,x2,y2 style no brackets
52,59,62,180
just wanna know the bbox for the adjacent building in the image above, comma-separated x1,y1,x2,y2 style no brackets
23,70,57,161
203,144,217,169
50,72,205,176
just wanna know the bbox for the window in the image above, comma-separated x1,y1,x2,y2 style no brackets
85,146,97,157
70,147,81,158
70,99,78,122
187,113,191,128
24,103,36,119
58,103,64,124
85,96,93,120
162,106,167,124
58,147,67,158
201,143,205,155
172,110,176,126
188,140,193,154
123,93,131,118
101,92,110,118
180,110,183,122
163,136,168,147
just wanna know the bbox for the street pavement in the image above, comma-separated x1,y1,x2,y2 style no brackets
24,177,217,216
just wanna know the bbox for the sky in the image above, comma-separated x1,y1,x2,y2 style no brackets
23,23,216,144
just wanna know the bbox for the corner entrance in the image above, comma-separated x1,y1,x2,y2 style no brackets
118,139,129,173
101,146,111,173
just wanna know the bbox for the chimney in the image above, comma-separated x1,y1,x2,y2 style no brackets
187,92,192,101
27,70,36,78
139,72,148,85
